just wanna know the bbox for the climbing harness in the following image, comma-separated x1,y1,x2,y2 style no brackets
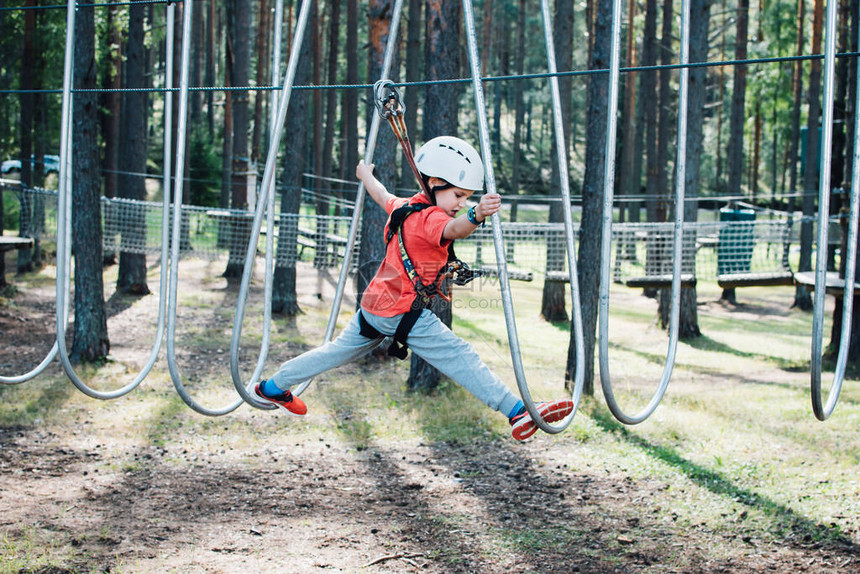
357,201,473,360
596,0,691,424
808,0,859,421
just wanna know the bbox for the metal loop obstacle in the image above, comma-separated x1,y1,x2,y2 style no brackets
808,0,859,421
461,0,584,434
597,0,692,425
51,0,171,401
229,0,309,410
280,0,406,400
163,0,243,416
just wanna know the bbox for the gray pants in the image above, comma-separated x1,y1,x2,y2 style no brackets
270,309,521,416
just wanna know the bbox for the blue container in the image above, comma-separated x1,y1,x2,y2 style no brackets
718,208,756,276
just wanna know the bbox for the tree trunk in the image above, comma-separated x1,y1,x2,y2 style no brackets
540,0,573,323
510,0,526,197
830,0,860,360
191,0,205,124
655,0,675,319
207,0,216,140
407,0,460,392
656,0,673,202
662,0,710,339
619,0,639,224
569,0,612,396
797,0,824,311
273,0,313,316
401,0,423,189
117,2,150,295
17,0,35,274
100,4,122,266
319,0,341,242
721,0,749,306
71,4,109,362
341,0,359,184
312,4,330,270
224,0,253,279
251,0,270,164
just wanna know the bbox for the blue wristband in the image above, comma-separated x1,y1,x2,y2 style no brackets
467,206,485,227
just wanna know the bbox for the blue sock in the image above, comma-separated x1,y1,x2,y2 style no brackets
507,400,525,421
261,379,284,398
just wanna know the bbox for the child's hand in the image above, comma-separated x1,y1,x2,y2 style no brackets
356,160,375,184
476,192,502,221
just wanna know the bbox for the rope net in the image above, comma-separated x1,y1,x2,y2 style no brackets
2,183,844,286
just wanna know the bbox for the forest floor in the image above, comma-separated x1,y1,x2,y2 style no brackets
1,254,860,573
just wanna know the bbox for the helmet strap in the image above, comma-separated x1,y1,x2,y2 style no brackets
421,175,455,206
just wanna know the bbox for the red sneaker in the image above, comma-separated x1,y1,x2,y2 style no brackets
253,382,307,417
510,399,573,440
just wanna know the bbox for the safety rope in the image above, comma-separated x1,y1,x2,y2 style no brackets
4,51,859,96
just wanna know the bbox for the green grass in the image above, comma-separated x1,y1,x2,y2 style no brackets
2,260,860,571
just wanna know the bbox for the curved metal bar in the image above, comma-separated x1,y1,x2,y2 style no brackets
810,0,856,420
51,0,169,400
163,0,242,416
291,0,406,398
460,0,581,434
229,0,310,409
598,0,690,424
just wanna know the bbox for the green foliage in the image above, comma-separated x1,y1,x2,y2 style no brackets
187,128,222,207
2,191,20,232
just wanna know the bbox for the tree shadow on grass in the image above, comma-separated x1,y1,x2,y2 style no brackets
588,405,860,552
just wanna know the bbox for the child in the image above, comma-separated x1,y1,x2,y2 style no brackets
252,136,573,440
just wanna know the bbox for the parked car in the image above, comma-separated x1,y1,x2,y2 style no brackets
1,154,60,175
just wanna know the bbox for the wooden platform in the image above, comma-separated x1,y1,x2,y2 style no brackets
717,272,794,289
0,236,34,253
625,274,696,289
793,271,860,296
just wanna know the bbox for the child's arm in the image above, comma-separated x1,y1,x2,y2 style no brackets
356,160,396,210
442,192,502,240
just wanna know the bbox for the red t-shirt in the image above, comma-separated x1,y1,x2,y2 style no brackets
360,193,452,317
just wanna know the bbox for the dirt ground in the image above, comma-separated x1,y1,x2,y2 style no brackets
2,258,860,573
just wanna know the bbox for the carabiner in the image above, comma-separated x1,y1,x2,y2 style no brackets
374,79,405,119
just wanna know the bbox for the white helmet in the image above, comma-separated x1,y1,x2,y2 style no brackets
414,136,484,191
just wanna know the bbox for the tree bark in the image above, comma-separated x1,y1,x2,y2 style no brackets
341,0,359,184
17,0,36,274
510,0,526,197
619,0,639,224
100,3,122,266
796,0,824,311
827,2,860,367
273,0,313,316
569,0,612,396
655,0,676,319
117,2,150,295
401,0,423,189
251,0,270,164
540,0,573,323
71,4,109,362
721,0,749,305
662,0,710,339
224,0,253,279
